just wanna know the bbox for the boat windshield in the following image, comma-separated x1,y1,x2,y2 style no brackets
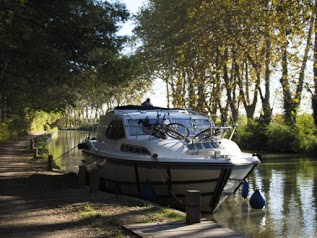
126,119,159,136
126,117,214,137
126,118,173,136
169,118,213,135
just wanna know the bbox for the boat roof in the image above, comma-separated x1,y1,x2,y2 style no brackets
113,105,188,114
112,105,209,119
114,105,185,111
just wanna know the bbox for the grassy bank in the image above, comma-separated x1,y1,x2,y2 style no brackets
72,198,185,237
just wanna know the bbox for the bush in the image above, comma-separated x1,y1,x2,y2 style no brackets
266,122,298,152
0,110,60,143
295,114,317,152
30,111,61,133
0,117,30,143
237,114,317,154
236,119,268,150
0,122,10,143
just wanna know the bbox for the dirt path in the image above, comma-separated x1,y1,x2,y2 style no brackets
0,135,185,238
0,135,102,237
0,135,137,237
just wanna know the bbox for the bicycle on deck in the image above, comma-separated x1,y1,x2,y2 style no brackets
138,114,190,142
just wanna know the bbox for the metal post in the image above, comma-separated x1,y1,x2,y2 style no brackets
186,190,201,224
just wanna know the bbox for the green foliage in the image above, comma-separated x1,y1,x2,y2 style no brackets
237,114,317,154
30,111,61,134
34,127,58,153
0,110,60,143
294,114,317,152
135,0,314,122
0,0,129,118
266,122,298,152
0,122,10,143
236,119,268,150
0,116,30,143
7,115,30,137
79,204,103,219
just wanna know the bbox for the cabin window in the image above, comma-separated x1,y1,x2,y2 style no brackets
126,119,150,136
105,120,125,140
193,119,214,127
121,144,151,155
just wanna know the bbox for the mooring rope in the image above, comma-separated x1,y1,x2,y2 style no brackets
52,144,78,162
152,154,185,204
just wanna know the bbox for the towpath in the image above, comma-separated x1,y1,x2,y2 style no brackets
0,134,247,238
0,134,113,237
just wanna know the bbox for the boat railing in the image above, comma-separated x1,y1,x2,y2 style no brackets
191,125,236,142
114,106,189,115
125,122,236,143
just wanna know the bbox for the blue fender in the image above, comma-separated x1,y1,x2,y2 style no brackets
249,189,266,209
241,180,249,199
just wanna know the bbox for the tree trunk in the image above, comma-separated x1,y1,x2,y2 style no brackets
261,38,272,124
313,0,317,127
280,35,295,125
223,61,238,122
236,61,258,120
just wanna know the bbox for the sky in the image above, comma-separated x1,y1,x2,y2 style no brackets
118,0,168,107
118,0,147,36
120,0,147,14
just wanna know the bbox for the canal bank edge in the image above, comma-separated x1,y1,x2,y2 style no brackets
0,134,246,238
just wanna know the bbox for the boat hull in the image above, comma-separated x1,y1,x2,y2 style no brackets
83,151,232,212
223,163,258,195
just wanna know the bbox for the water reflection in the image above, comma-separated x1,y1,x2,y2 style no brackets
46,130,88,173
48,131,317,238
211,157,317,238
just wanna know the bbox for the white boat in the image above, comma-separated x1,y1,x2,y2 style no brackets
78,105,260,212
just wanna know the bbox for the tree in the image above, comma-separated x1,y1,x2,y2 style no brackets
135,0,270,121
274,0,314,125
0,0,129,120
312,0,317,127
135,0,314,126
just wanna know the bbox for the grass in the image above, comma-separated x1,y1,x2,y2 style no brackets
74,196,186,237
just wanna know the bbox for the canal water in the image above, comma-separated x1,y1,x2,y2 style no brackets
47,130,317,238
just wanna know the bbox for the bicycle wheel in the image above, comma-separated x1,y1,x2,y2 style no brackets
142,125,166,139
142,125,153,135
165,123,189,140
194,128,212,140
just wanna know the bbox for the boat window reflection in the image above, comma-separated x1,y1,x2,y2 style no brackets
126,117,214,137
170,118,213,135
127,119,147,136
105,120,125,140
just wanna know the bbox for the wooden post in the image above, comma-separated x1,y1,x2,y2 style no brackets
78,165,86,186
30,139,34,152
33,148,38,158
47,155,53,171
186,190,201,224
89,167,99,193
